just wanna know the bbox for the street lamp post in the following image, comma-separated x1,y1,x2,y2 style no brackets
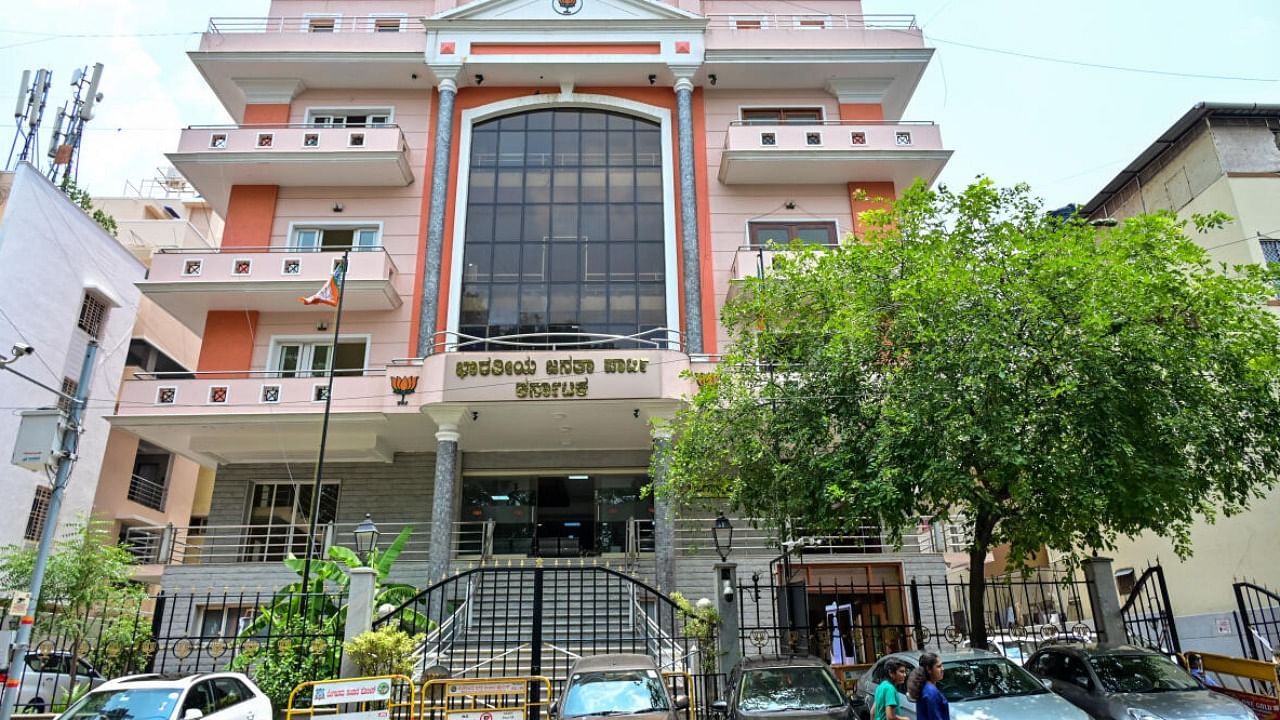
0,341,97,720
712,512,734,562
352,513,381,565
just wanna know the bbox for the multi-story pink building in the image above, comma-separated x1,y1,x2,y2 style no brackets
111,0,952,639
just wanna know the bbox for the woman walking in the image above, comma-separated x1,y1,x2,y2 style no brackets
906,653,949,720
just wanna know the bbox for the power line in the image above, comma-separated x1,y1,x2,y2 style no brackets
924,34,1279,82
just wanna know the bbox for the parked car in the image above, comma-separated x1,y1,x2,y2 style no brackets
964,631,1091,666
712,656,856,720
853,649,1089,720
6,651,106,712
553,654,689,720
55,672,272,720
1024,644,1255,720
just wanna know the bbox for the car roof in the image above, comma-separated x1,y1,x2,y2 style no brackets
569,654,659,673
882,648,1005,663
97,672,249,690
737,655,831,670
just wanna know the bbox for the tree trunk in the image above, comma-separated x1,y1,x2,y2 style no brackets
967,511,997,652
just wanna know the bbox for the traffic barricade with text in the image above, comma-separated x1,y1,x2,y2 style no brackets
662,671,696,720
287,675,418,720
1183,652,1280,720
420,676,555,720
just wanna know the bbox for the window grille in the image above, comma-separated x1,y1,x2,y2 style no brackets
58,377,78,413
77,292,107,338
25,486,52,541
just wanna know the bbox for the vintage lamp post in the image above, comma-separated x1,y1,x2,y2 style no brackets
712,512,734,561
353,513,381,564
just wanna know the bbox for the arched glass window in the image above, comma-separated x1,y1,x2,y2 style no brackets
458,109,667,350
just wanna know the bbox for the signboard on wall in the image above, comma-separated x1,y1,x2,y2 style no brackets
443,351,667,402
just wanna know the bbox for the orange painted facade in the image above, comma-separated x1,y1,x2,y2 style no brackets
848,182,897,238
196,310,259,375
221,186,279,248
242,103,291,124
838,104,884,121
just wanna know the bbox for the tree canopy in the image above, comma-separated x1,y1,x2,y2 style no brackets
660,178,1280,647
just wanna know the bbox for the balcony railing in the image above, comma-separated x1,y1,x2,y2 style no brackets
176,123,408,155
704,14,918,30
724,120,941,151
208,16,420,34
673,517,969,556
126,473,167,511
124,520,431,566
719,120,949,185
425,328,683,355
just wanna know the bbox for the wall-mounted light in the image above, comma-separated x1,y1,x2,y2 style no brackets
332,203,344,213
708,74,717,86
316,320,328,331
784,200,796,210
647,74,656,86
475,74,485,86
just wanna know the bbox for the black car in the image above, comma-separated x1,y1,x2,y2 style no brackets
1024,644,1254,720
713,656,856,720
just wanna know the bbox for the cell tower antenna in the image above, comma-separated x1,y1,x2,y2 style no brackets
47,62,104,186
6,68,52,171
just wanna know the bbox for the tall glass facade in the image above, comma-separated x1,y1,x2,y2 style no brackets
459,109,668,349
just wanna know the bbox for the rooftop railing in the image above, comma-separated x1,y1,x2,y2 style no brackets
703,13,917,30
207,16,420,34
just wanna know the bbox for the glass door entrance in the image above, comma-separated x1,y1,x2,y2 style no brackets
460,473,652,557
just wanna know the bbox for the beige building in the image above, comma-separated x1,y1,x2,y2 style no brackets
1084,101,1280,655
89,172,223,584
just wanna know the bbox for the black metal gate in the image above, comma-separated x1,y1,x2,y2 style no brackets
1234,581,1280,661
1120,564,1181,654
375,566,722,718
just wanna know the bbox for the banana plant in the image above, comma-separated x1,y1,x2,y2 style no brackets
237,527,430,641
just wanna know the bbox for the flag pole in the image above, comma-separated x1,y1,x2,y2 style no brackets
300,249,349,612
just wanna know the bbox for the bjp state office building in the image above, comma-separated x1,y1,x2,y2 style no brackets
108,0,955,619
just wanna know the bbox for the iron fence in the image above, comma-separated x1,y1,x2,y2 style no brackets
1234,580,1280,661
736,569,1098,665
0,589,346,711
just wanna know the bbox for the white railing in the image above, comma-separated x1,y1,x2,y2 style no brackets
123,520,430,565
703,13,917,30
208,16,419,34
453,521,494,559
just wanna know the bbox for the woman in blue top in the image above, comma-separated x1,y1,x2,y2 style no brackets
906,653,949,720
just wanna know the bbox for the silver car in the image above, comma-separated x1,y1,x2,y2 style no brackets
9,652,106,712
552,654,690,720
853,649,1090,720
1024,644,1255,720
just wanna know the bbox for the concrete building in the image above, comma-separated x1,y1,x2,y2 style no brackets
0,162,144,548
1084,102,1280,656
107,0,958,666
89,174,223,584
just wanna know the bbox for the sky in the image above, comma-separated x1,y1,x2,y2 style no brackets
1,0,1278,209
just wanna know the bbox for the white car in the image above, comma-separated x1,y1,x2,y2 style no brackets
56,672,272,720
10,652,106,712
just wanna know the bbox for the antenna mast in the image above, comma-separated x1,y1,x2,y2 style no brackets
6,68,52,171
47,62,105,186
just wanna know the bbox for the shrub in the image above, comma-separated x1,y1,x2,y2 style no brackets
343,625,423,678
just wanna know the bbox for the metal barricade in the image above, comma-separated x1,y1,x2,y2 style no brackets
1182,652,1280,720
287,675,417,720
662,671,696,720
420,676,554,720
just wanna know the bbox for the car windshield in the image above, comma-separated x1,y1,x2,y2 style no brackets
1088,654,1202,693
560,670,671,717
738,666,846,712
61,689,182,720
935,659,1048,703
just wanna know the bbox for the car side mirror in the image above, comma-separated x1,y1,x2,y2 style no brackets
184,710,205,720
675,695,690,711
710,700,728,715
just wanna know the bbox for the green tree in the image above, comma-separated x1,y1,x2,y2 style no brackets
661,179,1280,650
58,177,118,238
0,520,149,705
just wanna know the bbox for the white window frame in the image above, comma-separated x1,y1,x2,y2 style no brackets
737,105,828,124
302,13,341,32
368,13,408,32
268,334,372,379
304,106,395,127
286,221,384,251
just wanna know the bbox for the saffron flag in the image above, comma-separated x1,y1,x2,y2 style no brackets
300,261,345,307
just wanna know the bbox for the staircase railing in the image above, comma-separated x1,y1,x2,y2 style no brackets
414,572,478,670
629,584,694,672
